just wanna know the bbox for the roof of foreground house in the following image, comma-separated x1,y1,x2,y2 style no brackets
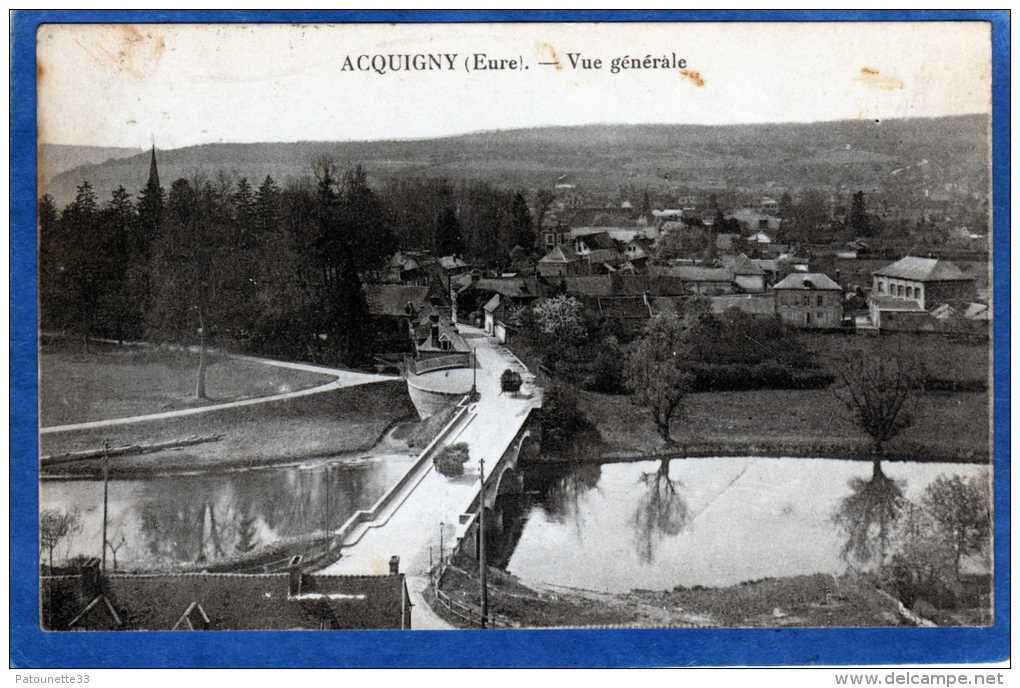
42,571,408,631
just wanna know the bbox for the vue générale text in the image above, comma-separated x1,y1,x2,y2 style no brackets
340,52,689,75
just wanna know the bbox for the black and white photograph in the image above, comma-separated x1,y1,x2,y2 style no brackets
33,19,995,634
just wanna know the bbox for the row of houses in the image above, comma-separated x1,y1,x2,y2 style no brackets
365,251,988,358
537,223,795,279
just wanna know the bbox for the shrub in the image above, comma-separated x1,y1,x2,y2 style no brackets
682,361,834,392
541,382,590,450
433,442,471,478
586,338,627,394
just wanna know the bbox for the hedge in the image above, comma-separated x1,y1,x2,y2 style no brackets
683,362,835,392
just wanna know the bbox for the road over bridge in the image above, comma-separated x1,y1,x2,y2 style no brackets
317,325,541,582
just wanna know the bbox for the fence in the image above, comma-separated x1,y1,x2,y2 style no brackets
428,561,516,629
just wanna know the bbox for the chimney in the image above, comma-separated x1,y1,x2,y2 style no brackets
835,268,841,287
287,555,303,597
428,313,441,347
389,555,400,575
78,557,102,604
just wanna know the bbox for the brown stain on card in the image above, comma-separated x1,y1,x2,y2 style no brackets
679,68,705,87
537,41,562,70
36,58,48,195
75,25,166,80
855,66,903,91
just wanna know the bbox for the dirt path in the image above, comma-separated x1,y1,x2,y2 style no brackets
405,576,455,630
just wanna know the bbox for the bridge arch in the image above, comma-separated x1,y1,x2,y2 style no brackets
506,430,538,470
493,466,522,499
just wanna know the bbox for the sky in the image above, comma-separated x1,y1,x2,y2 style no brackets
37,21,992,149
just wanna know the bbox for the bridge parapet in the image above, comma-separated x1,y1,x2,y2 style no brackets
330,394,474,552
405,353,473,376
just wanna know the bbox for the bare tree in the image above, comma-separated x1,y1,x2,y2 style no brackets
40,508,82,570
106,532,127,571
833,348,923,455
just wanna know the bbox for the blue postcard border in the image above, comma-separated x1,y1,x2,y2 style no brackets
9,9,1010,668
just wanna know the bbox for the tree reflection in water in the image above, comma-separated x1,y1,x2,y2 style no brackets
137,481,244,565
536,463,601,540
133,462,373,567
831,458,906,567
632,458,688,564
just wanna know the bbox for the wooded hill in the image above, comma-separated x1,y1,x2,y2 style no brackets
39,144,142,186
42,115,989,206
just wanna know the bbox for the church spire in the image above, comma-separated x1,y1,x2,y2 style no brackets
147,141,160,190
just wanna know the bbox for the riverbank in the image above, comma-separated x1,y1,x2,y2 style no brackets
553,387,989,465
40,381,418,478
431,560,910,628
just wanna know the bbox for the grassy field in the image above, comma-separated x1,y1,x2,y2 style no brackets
575,387,989,464
551,331,990,464
40,381,417,477
40,340,335,426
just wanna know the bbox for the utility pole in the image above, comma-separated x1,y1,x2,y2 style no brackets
101,440,110,574
470,347,478,401
478,458,488,628
323,463,332,548
439,521,445,567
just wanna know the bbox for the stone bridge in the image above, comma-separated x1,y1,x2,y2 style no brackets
316,324,541,578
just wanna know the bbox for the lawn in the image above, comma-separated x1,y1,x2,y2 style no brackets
40,380,417,477
40,340,336,426
533,329,990,464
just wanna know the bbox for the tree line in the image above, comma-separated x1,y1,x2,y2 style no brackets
39,162,540,380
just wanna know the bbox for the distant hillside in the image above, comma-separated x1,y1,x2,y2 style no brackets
41,115,989,207
39,144,143,188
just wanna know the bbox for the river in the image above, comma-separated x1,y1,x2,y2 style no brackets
497,457,989,593
39,451,415,571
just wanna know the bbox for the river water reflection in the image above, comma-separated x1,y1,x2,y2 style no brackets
502,457,987,593
39,453,415,570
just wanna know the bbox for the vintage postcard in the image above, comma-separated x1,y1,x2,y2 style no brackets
12,11,1009,667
